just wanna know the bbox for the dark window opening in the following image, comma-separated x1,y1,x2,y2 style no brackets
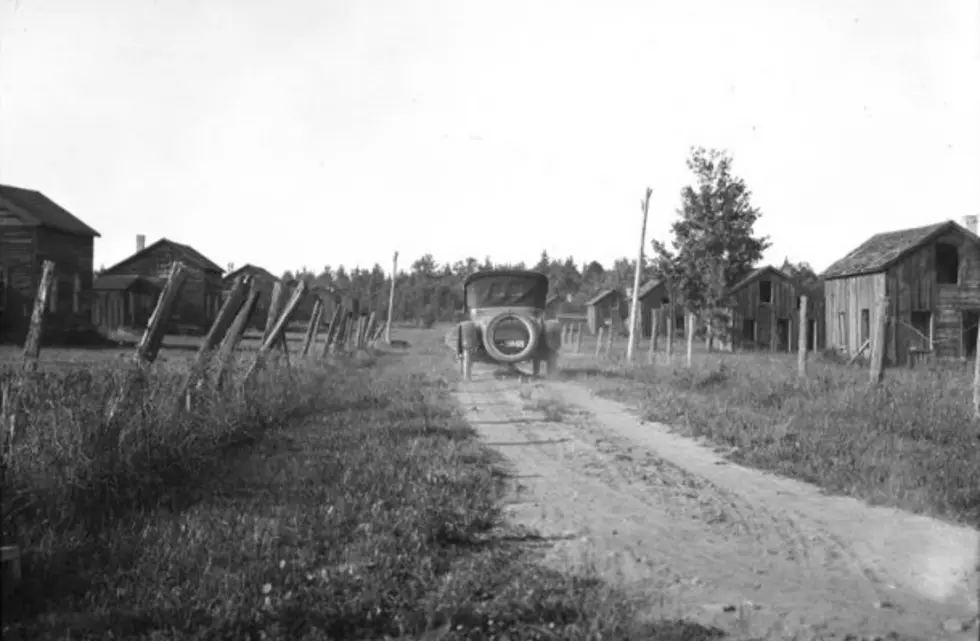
796,296,801,309
742,319,756,342
964,311,980,358
860,309,870,345
936,242,960,284
759,280,772,303
676,313,685,330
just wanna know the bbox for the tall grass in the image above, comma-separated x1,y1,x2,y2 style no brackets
564,351,980,526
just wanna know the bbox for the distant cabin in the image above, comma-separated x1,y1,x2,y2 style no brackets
95,235,224,335
0,184,101,343
821,216,980,365
585,289,627,336
631,280,687,338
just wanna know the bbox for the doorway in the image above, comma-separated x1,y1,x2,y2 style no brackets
776,318,791,352
963,310,980,358
806,319,816,351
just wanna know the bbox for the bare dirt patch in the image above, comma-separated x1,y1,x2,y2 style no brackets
454,365,979,640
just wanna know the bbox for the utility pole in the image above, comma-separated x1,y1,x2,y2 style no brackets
385,251,398,344
626,187,653,362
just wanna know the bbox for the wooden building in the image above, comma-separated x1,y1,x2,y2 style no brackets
631,279,688,339
0,184,101,343
91,274,161,331
585,289,627,335
821,218,980,365
223,263,279,330
96,236,224,335
726,265,813,352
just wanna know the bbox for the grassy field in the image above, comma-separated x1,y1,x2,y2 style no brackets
1,328,721,640
560,330,980,528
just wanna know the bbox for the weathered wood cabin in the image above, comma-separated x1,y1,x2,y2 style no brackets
0,184,101,342
96,236,224,335
632,279,689,338
821,217,980,365
223,263,279,331
585,289,627,335
725,265,823,352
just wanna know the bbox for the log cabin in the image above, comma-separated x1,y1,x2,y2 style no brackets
0,184,101,343
821,216,980,366
96,235,224,335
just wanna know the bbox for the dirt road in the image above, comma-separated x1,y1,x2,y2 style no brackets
454,366,979,640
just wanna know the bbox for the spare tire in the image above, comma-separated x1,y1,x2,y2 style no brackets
483,312,539,364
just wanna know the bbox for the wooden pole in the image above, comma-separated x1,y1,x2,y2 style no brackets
868,296,888,385
263,280,286,344
22,260,55,372
214,283,260,389
320,304,344,358
605,321,614,358
300,298,324,357
575,323,583,353
626,187,652,362
797,295,808,378
665,313,674,363
385,251,398,344
686,311,695,368
594,326,605,359
244,281,308,384
648,308,659,364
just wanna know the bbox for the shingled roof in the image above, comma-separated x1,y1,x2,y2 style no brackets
102,237,224,275
726,265,790,294
224,263,278,284
821,221,978,280
0,183,101,237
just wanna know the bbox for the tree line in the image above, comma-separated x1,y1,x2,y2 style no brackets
281,146,822,326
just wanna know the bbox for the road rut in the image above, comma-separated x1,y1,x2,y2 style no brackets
454,366,979,640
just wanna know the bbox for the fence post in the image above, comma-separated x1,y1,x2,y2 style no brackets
648,308,659,364
320,305,344,358
214,283,260,389
575,323,583,353
797,295,808,378
22,260,56,373
300,299,324,358
105,262,189,425
183,274,251,403
686,311,695,368
594,326,605,359
244,281,308,385
868,296,888,385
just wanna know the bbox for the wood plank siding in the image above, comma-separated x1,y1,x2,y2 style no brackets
823,220,980,366
726,266,825,353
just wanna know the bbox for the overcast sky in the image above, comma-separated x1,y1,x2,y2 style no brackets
2,0,978,277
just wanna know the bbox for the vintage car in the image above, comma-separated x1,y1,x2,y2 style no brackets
453,270,561,380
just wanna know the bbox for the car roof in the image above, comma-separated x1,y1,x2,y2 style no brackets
463,269,548,288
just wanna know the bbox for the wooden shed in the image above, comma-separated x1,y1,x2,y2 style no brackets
631,279,688,339
546,292,588,329
223,263,280,330
0,184,101,343
821,217,980,365
585,289,627,336
726,265,801,352
99,236,224,335
92,274,162,331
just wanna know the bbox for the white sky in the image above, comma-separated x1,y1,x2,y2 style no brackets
1,0,978,277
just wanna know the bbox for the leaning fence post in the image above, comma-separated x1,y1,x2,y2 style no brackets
22,260,56,373
244,281,308,385
300,298,324,358
320,305,344,358
214,283,261,389
183,274,251,404
105,262,189,425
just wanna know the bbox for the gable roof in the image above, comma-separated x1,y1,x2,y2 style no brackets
585,289,622,306
223,263,278,284
636,279,666,300
821,220,979,280
727,265,791,294
0,183,101,237
103,237,224,275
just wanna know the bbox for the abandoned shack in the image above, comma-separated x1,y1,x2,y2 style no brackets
546,292,589,328
97,235,224,335
585,289,627,336
631,279,689,339
223,263,280,331
0,183,101,343
821,216,980,366
725,265,825,352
